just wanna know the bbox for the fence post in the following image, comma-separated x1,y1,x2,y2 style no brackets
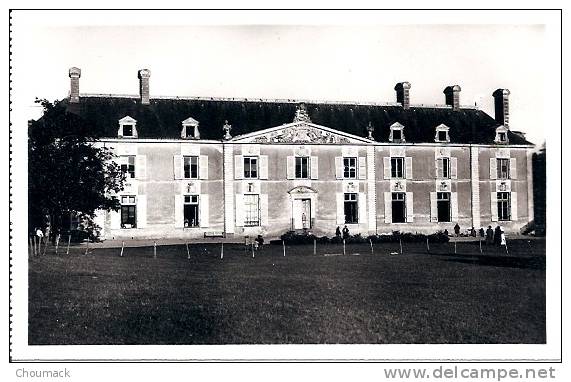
426,237,430,253
313,239,316,255
84,240,89,256
66,234,71,255
369,238,374,255
186,242,190,259
252,242,255,258
504,240,509,255
454,239,457,254
479,239,482,254
55,234,60,255
399,237,403,255
29,237,33,258
343,239,346,256
220,243,224,260
120,241,125,257
282,240,286,257
153,241,157,258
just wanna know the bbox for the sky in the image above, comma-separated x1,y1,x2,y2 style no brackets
11,14,547,144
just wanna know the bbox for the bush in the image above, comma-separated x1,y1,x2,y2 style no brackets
280,230,317,245
367,231,449,244
345,233,368,244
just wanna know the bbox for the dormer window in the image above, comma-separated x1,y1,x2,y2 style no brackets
389,122,405,143
434,123,450,143
494,125,509,144
118,116,138,139
181,117,200,140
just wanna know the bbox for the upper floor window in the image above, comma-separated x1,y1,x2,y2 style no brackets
181,117,200,139
244,156,258,179
118,116,138,138
434,123,450,143
343,157,357,179
120,156,136,179
391,157,405,178
494,125,509,144
497,158,510,179
436,157,450,179
389,122,405,143
183,156,199,179
295,157,310,179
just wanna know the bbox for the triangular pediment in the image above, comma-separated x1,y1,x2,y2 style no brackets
230,121,372,144
182,116,199,125
119,116,137,124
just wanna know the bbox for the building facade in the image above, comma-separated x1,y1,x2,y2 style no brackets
63,68,535,239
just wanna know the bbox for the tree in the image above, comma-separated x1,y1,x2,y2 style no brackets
28,99,125,240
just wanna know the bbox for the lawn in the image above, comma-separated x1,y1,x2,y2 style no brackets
28,239,546,344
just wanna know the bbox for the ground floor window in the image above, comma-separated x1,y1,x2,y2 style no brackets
392,192,406,223
244,194,260,227
344,193,358,224
497,192,511,221
437,192,451,222
184,195,199,227
120,195,137,228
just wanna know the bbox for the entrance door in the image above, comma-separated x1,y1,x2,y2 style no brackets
293,198,312,229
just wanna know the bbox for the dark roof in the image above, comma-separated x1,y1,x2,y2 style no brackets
65,96,533,145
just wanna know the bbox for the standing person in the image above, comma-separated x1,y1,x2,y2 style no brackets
486,226,494,245
479,227,485,238
342,225,350,239
335,226,341,238
470,227,476,237
454,223,460,237
494,226,502,246
500,229,507,250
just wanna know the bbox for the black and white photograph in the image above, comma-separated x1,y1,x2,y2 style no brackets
7,6,565,380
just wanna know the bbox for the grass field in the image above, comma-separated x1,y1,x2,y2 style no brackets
28,239,545,345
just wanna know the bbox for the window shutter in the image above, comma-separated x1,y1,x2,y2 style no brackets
510,192,518,221
200,194,209,227
450,157,458,179
510,158,517,179
405,157,413,179
406,192,414,222
173,155,182,180
358,157,366,180
435,158,442,179
137,195,147,228
235,194,245,227
358,193,367,224
199,155,208,180
174,195,184,228
259,155,269,179
490,192,498,222
310,156,319,179
489,158,497,180
286,156,295,179
384,192,392,223
336,193,345,224
383,157,391,180
234,155,244,180
335,157,343,179
110,209,121,229
260,194,269,226
451,192,459,222
430,192,438,222
136,155,147,180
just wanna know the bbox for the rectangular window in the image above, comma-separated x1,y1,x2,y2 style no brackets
244,194,260,227
295,157,309,179
244,156,259,179
437,192,451,222
185,125,195,138
391,192,406,223
122,125,133,137
438,130,448,141
391,157,405,178
120,195,137,228
498,132,507,142
392,129,402,141
120,156,136,179
497,192,511,221
497,158,510,179
183,195,199,227
344,193,358,224
343,157,357,179
437,157,450,179
183,156,199,179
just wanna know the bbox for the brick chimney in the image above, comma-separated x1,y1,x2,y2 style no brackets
443,85,461,110
395,82,411,109
138,69,151,105
68,67,81,103
493,88,510,128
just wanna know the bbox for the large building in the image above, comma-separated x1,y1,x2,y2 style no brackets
64,68,534,239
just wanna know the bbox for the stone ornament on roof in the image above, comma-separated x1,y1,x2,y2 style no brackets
367,122,375,140
252,125,350,144
223,120,232,140
293,103,312,123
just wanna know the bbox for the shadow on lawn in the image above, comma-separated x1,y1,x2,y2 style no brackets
436,253,546,270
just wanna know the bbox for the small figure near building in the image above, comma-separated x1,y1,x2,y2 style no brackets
486,226,494,245
479,227,485,238
342,225,350,239
335,226,341,238
494,226,502,246
454,223,461,237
